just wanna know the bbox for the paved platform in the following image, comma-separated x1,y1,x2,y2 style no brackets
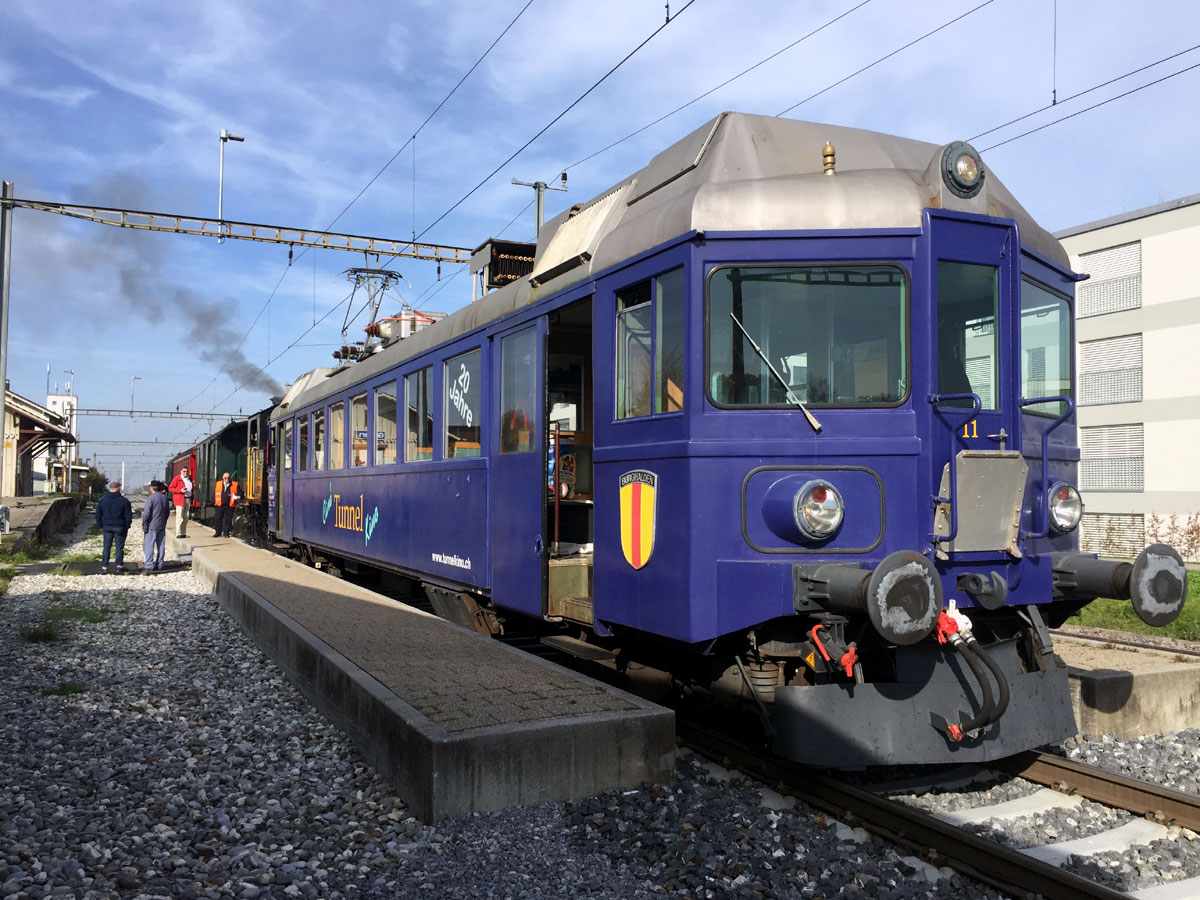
166,528,675,823
1055,631,1200,738
0,495,80,553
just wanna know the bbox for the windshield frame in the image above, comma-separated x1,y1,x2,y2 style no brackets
704,261,911,411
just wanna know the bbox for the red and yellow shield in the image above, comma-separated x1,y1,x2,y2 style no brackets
619,469,657,569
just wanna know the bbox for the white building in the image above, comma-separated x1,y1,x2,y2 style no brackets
1056,193,1200,560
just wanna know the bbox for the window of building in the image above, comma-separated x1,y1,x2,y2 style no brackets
1077,241,1141,318
1080,423,1143,492
283,420,293,470
708,265,907,407
374,381,397,465
1020,279,1072,415
500,327,535,453
298,417,309,473
445,348,481,458
1079,334,1142,406
616,267,685,419
351,393,368,467
405,367,433,461
312,409,325,471
328,401,344,470
1080,512,1145,558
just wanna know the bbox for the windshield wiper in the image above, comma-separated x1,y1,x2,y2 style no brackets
729,312,822,433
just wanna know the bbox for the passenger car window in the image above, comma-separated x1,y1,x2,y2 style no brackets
374,381,397,465
350,393,368,467
405,368,433,461
312,409,326,470
445,349,481,458
500,328,535,453
616,267,685,420
329,402,345,470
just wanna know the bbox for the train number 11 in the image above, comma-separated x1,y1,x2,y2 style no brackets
962,419,978,438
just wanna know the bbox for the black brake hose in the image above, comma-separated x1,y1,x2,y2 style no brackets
967,638,1010,725
951,639,995,736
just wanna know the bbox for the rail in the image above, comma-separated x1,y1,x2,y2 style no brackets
677,717,1131,900
998,750,1200,831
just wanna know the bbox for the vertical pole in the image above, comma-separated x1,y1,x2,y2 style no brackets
0,182,13,500
218,135,225,244
535,182,545,238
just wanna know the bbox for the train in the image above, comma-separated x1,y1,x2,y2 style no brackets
167,404,274,538
169,112,1189,766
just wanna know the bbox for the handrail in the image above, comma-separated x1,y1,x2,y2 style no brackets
928,392,981,544
1019,395,1075,539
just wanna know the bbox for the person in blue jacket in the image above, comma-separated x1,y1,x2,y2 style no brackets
94,480,133,574
141,481,171,574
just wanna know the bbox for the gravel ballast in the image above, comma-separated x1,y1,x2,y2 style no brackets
1,516,1196,898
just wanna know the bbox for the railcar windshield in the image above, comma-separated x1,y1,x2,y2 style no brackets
1020,278,1073,416
707,265,907,407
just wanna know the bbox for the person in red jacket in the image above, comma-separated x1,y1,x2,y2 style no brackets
213,472,240,537
168,467,193,538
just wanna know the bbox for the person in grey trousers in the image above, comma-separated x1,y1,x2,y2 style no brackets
142,481,171,574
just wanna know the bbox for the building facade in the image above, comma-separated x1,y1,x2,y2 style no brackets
1057,193,1200,561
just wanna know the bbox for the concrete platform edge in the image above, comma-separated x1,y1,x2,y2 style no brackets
189,546,675,822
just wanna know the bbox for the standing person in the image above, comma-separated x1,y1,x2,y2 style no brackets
94,480,133,574
168,466,193,537
142,481,171,574
213,471,240,537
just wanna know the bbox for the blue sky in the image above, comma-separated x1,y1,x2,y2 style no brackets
1,0,1197,485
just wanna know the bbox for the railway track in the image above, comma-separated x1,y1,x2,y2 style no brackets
678,718,1200,900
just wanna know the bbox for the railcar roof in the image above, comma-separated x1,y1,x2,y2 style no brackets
274,112,1068,419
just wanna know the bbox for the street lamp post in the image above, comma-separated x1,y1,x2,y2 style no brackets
130,375,141,414
218,128,245,244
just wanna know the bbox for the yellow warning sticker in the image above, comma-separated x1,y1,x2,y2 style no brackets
804,650,817,670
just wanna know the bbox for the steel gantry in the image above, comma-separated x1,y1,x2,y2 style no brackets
2,197,472,264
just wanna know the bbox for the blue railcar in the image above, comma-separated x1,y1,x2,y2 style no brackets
267,113,1187,765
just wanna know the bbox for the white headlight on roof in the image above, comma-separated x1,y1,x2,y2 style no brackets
941,141,985,198
1048,482,1083,534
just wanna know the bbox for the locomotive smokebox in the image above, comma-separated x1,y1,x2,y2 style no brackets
1053,543,1188,627
802,551,943,645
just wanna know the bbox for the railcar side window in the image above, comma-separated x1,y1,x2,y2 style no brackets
937,262,997,409
298,417,309,473
707,265,907,407
445,349,481,458
374,381,397,465
500,327,535,453
329,402,345,470
283,420,293,471
1020,279,1072,416
312,409,326,471
405,368,433,461
350,393,368,467
616,267,685,420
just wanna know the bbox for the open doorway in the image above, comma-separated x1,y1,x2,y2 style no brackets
545,297,594,624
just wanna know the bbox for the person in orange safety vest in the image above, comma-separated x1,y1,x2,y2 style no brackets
212,472,240,537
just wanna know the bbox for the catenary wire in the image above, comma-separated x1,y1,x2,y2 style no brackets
970,42,1200,141
777,0,997,116
189,2,535,412
559,0,875,175
979,58,1200,152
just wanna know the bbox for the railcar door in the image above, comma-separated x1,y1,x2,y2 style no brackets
928,214,1021,555
276,418,294,542
489,318,547,617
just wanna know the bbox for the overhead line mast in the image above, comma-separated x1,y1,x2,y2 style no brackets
3,198,472,264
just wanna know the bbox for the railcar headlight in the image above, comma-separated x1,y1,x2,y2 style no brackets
1047,482,1083,534
794,480,844,539
941,141,985,198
